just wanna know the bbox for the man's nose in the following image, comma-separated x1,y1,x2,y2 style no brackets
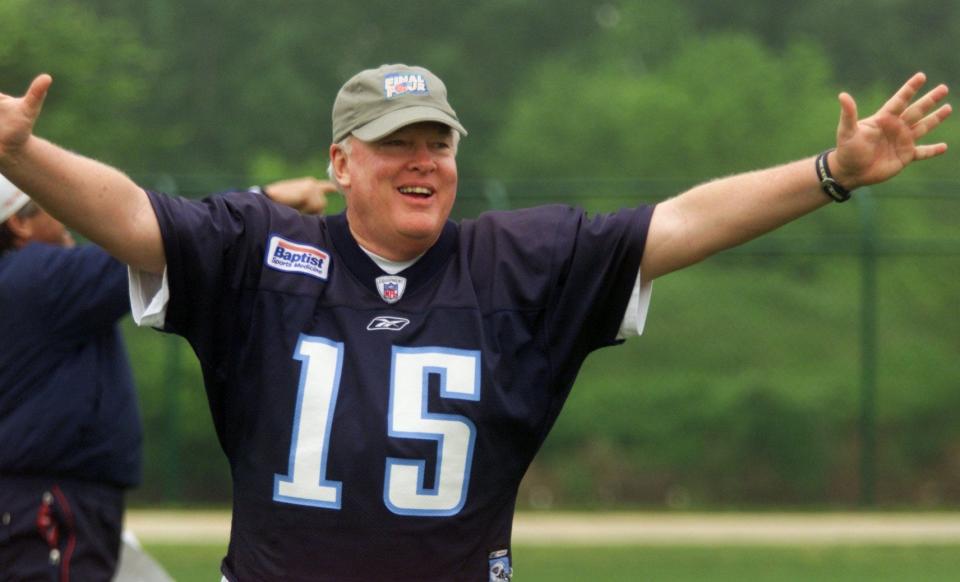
408,143,437,173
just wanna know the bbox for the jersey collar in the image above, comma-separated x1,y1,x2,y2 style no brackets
326,213,458,299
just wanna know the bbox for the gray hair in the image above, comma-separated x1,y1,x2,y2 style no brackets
326,137,353,190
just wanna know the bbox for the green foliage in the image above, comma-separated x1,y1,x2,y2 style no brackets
0,0,159,169
677,0,958,85
522,194,960,508
487,35,838,185
123,322,231,504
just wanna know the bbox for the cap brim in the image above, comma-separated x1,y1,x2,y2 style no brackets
350,106,468,142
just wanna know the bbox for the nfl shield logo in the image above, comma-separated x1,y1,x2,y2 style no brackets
375,275,407,304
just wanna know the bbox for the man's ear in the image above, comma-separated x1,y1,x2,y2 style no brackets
5,214,32,244
330,144,351,190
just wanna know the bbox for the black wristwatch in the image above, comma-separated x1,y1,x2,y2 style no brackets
815,149,852,203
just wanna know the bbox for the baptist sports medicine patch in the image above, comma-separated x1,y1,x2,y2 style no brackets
265,235,330,280
375,275,407,304
488,549,512,581
384,72,428,99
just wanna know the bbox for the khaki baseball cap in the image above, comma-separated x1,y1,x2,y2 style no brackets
0,173,30,223
332,64,467,143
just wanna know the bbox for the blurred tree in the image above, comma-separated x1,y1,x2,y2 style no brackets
0,0,161,172
82,0,697,185
682,0,959,89
18,0,957,188
486,35,837,185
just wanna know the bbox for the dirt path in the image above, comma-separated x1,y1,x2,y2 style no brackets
125,510,960,545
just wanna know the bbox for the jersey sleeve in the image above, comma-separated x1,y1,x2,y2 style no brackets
544,205,653,353
466,203,653,378
144,190,275,360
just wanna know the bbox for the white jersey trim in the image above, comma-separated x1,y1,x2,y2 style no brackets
128,266,169,329
617,268,652,339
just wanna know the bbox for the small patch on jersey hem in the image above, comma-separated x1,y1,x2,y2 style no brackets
488,549,512,581
265,235,330,280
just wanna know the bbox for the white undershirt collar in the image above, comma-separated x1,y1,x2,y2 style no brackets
358,246,422,275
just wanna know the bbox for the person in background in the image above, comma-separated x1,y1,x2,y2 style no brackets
0,172,332,581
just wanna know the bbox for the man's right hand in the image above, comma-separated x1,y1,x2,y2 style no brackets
0,74,51,162
0,74,166,274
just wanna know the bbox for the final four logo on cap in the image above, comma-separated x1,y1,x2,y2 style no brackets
384,72,429,99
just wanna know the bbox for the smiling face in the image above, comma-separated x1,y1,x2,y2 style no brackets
331,122,458,261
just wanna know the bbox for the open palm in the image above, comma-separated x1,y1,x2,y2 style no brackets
834,72,951,189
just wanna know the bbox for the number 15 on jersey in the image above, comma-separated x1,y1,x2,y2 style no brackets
274,335,482,517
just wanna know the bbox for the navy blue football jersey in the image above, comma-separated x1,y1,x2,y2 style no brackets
146,190,652,581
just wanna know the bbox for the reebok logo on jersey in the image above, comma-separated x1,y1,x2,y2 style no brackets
366,316,411,331
384,73,428,99
265,235,330,280
375,275,407,304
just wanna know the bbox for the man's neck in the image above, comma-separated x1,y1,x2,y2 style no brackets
347,222,437,263
358,245,422,275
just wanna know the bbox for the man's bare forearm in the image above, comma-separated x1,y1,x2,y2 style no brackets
2,136,165,273
643,157,830,280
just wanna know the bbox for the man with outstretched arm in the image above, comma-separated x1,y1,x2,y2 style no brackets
0,65,949,581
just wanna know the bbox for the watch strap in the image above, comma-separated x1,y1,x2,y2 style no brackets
815,149,852,203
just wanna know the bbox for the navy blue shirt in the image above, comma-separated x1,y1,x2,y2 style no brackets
148,190,652,581
0,243,141,488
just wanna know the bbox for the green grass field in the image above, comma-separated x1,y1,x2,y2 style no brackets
144,543,960,581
